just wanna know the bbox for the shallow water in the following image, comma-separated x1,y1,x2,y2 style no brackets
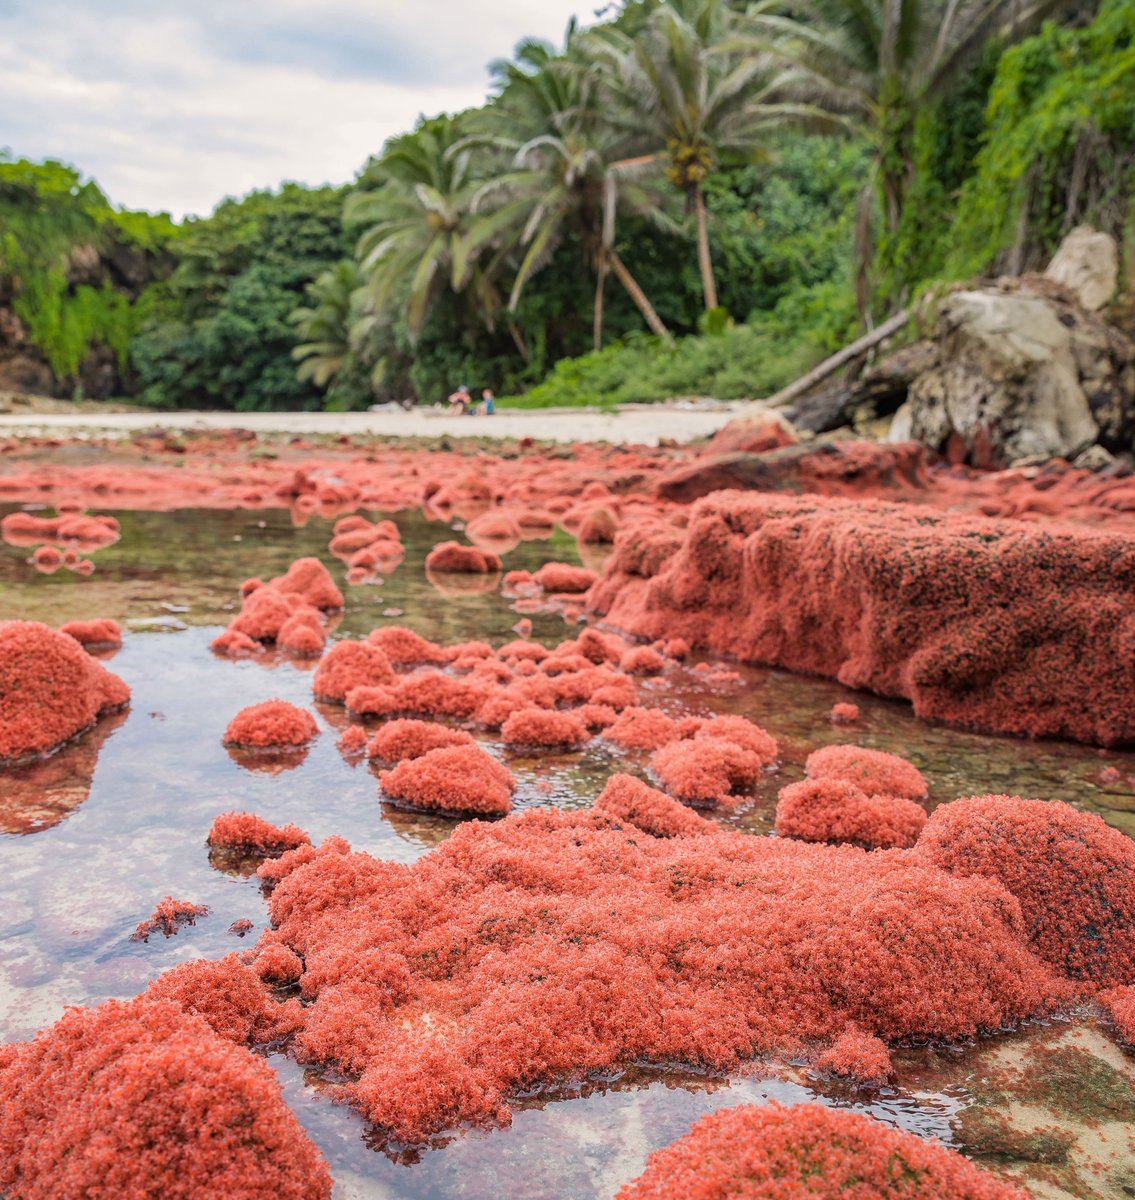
2,501,1134,1199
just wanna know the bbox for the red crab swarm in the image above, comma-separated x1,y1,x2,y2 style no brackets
0,997,331,1200
143,953,302,1044
775,778,927,850
212,556,338,656
0,620,130,762
916,795,1135,985
813,1026,893,1086
649,717,777,808
805,744,927,799
594,773,713,838
207,811,312,857
616,1103,1026,1199
378,744,516,816
60,617,123,648
1099,985,1135,1047
425,541,503,573
588,491,1135,746
254,805,1067,1143
367,718,477,762
500,707,591,749
132,897,209,941
224,700,319,749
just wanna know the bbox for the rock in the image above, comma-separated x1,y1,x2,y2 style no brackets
898,289,1102,466
1074,444,1117,471
1045,226,1119,312
653,439,929,503
0,349,55,396
788,341,940,435
590,491,1135,746
704,403,797,454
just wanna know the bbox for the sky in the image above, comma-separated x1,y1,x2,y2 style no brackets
0,0,596,219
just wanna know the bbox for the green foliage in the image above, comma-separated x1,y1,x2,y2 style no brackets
876,48,998,301
950,0,1135,277
6,1,1130,413
132,184,348,410
503,279,857,407
706,136,871,317
0,154,176,382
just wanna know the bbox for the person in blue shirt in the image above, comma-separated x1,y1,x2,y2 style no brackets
480,388,496,415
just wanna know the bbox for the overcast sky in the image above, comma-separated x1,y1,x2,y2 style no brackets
0,0,595,218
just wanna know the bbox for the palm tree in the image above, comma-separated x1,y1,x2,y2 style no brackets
291,259,360,389
587,0,823,313
739,0,1070,236
346,115,498,341
465,33,676,348
291,259,385,404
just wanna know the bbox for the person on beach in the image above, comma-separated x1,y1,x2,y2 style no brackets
447,384,471,413
480,388,495,415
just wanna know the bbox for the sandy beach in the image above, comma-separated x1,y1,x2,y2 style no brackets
0,401,744,445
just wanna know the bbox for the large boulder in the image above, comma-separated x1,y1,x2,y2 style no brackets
1045,226,1119,312
890,282,1135,466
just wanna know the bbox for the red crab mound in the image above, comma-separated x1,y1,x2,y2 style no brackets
367,625,448,665
313,640,395,702
268,555,344,610
379,744,515,816
425,541,503,574
143,953,302,1044
132,897,209,941
616,1103,1025,1200
367,719,476,762
532,561,597,593
647,715,778,807
500,707,591,749
255,810,1066,1143
60,617,122,648
595,773,712,838
207,811,312,857
224,700,319,749
813,1026,893,1086
917,795,1135,985
806,744,927,800
605,706,680,751
776,778,927,850
0,996,331,1200
1099,985,1135,1046
0,620,130,762
587,492,1135,746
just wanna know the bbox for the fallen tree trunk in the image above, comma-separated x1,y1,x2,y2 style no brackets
762,308,909,410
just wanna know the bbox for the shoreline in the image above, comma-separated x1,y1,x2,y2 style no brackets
0,401,745,446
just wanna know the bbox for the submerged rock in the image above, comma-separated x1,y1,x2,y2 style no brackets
588,492,1135,746
0,996,330,1200
617,1103,1025,1199
776,777,927,850
252,808,1068,1142
917,795,1135,985
0,620,130,763
224,700,319,749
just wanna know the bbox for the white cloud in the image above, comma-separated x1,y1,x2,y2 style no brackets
0,0,593,217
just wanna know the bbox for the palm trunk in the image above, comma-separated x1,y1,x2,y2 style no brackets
508,318,530,364
593,256,608,352
694,184,718,311
605,249,671,342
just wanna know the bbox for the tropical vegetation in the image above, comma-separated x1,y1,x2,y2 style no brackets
0,0,1131,411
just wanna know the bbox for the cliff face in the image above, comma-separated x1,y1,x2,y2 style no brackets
0,237,170,401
